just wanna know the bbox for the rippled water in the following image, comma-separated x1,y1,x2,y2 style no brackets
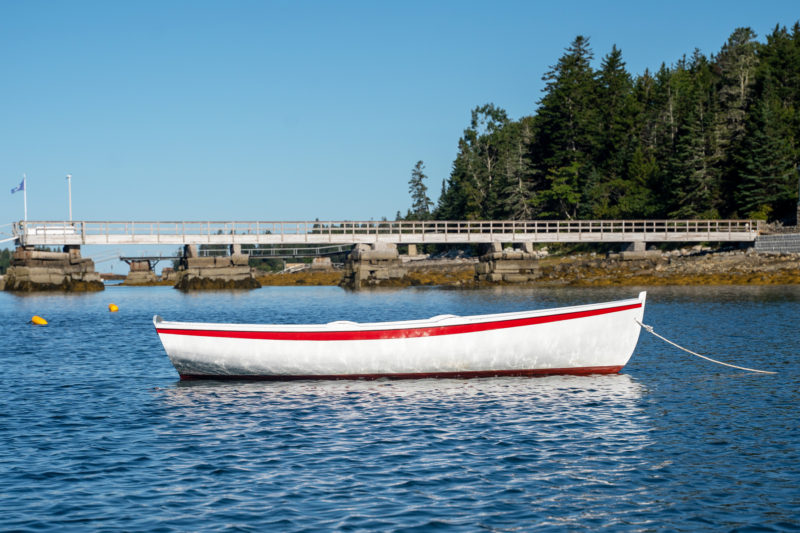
1,285,798,531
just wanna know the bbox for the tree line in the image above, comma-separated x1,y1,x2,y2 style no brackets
0,248,10,274
404,24,800,224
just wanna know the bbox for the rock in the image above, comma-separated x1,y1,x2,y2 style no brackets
175,275,261,291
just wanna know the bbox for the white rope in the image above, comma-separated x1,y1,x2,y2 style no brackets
634,319,777,375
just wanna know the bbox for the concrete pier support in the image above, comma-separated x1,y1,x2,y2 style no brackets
161,267,177,282
619,241,660,260
475,242,542,283
122,259,158,285
174,244,261,290
340,243,404,289
2,245,103,292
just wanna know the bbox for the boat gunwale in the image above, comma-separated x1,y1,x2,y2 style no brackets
154,292,646,335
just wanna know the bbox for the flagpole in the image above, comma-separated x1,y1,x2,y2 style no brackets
23,173,27,222
66,174,72,221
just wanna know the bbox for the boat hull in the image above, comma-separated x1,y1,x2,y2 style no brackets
176,366,625,381
154,292,646,380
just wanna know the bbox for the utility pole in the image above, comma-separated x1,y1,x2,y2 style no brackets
66,174,72,222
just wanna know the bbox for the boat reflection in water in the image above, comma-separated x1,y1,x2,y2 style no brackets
159,372,647,410
154,373,654,525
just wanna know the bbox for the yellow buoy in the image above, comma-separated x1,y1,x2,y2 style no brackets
108,303,119,312
31,315,48,325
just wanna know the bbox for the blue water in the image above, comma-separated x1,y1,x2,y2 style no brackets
1,285,798,531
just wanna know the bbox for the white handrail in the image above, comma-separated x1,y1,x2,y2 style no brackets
12,219,759,246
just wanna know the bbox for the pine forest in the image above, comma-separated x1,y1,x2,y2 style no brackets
404,24,800,225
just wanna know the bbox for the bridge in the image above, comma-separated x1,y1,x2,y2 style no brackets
119,244,353,264
7,219,761,247
0,219,770,291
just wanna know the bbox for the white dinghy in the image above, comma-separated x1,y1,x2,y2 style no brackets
154,292,646,380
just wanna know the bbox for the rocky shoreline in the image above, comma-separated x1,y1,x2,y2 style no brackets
27,248,795,291
495,248,800,287
254,248,800,288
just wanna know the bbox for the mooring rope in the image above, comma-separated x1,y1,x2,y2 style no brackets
634,319,777,374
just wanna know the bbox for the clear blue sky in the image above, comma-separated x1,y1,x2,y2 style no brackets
2,0,798,225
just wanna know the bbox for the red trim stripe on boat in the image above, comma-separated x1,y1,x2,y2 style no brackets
157,302,641,342
179,366,624,381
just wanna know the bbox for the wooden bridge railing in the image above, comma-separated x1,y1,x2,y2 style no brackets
11,219,762,246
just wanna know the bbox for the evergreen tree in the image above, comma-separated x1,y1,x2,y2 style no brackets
760,24,800,114
435,179,448,217
714,27,760,211
584,45,640,218
715,28,759,146
668,106,718,218
540,162,582,219
628,69,665,216
654,52,722,218
534,36,598,171
498,119,538,219
451,137,484,220
594,45,636,175
466,104,511,218
735,92,797,221
407,161,433,219
0,248,11,274
436,104,511,220
533,36,599,218
621,146,658,217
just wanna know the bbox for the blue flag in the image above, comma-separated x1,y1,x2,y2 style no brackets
11,178,25,194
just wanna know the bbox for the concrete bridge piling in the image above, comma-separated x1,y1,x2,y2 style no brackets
2,245,103,292
340,243,404,290
122,259,159,285
475,242,545,283
174,244,261,290
615,241,661,260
